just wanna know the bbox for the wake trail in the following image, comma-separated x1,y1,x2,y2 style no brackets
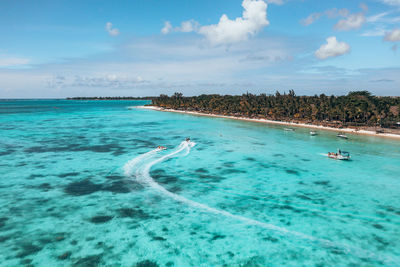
124,141,398,265
143,145,314,239
123,149,158,176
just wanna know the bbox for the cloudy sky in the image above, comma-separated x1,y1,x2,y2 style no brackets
0,0,399,98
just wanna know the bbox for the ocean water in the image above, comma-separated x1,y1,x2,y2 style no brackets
0,100,399,267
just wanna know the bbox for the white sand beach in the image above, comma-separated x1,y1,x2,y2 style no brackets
134,105,400,140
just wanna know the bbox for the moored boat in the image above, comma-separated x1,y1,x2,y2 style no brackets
328,150,350,160
337,132,348,139
284,128,294,131
310,131,317,136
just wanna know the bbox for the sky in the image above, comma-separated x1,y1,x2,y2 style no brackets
0,0,399,98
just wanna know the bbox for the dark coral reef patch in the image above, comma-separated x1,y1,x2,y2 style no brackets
64,179,102,196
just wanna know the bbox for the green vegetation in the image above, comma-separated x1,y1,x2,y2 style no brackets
152,91,400,128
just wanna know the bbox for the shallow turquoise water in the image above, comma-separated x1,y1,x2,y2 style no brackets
0,100,399,266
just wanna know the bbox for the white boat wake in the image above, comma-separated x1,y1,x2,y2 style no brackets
123,140,397,265
123,149,158,176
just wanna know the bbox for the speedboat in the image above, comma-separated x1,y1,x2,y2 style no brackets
328,150,350,160
157,146,167,150
337,132,348,139
310,131,317,136
284,128,294,131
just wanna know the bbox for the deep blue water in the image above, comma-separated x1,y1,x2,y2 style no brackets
0,99,399,266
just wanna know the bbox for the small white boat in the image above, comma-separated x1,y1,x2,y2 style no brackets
157,146,167,150
284,128,294,131
328,150,350,160
310,131,317,136
337,132,348,139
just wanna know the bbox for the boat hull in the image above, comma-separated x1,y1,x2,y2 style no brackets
328,154,350,160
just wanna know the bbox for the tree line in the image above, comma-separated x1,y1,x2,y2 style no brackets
152,91,400,128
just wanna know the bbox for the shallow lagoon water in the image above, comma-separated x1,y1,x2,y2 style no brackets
0,100,399,266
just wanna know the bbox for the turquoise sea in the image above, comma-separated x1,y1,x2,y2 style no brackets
0,99,399,266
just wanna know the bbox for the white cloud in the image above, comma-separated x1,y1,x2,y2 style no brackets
161,21,172,34
362,12,400,37
334,13,366,31
325,8,350,18
359,3,368,12
47,73,147,90
315,36,350,59
1,34,300,97
384,28,400,41
365,11,400,25
361,27,386,36
107,74,117,81
0,56,30,67
300,13,323,26
381,0,400,6
161,0,269,45
266,0,284,4
301,8,349,26
198,0,269,46
302,6,367,31
105,22,119,36
366,12,389,23
176,20,199,33
161,20,199,34
136,76,144,82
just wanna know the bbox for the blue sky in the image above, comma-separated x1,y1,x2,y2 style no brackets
0,0,399,97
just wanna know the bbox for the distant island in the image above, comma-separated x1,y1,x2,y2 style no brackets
67,96,155,100
149,91,400,134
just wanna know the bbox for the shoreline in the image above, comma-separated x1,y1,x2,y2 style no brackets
134,106,400,140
